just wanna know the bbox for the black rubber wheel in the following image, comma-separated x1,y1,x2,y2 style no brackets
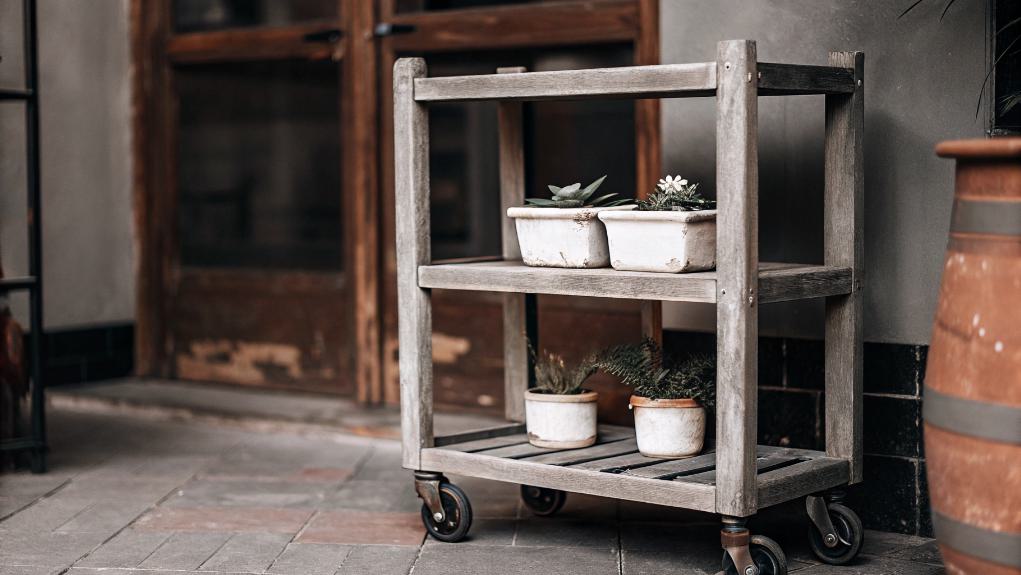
722,535,788,575
520,485,567,517
420,483,473,543
808,502,864,565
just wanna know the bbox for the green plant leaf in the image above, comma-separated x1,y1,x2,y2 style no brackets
578,175,607,201
554,183,583,200
525,198,557,206
548,184,562,194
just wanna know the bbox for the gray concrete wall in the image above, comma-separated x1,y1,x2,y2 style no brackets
0,0,134,330
659,0,988,345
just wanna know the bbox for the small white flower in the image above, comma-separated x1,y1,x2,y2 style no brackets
658,175,688,192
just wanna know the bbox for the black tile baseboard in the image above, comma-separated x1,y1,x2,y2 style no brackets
663,329,931,536
25,322,134,387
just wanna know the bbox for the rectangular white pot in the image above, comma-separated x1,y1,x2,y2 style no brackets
524,389,598,448
507,206,630,268
598,208,717,273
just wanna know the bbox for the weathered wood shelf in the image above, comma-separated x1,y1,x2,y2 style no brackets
394,40,864,521
418,260,852,303
424,424,849,513
412,62,855,103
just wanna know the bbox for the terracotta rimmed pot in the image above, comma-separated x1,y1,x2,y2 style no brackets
507,206,631,268
630,396,706,458
599,208,716,273
925,139,1021,575
524,389,598,448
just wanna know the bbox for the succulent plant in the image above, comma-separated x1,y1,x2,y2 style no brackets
529,343,598,395
524,175,630,208
595,339,715,407
637,175,716,212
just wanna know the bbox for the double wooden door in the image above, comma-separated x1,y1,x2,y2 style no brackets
135,0,659,412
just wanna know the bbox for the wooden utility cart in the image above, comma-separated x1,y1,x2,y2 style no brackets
394,40,864,575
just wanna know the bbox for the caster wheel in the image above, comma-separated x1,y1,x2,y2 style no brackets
520,485,567,517
420,483,472,543
808,503,863,565
722,535,788,575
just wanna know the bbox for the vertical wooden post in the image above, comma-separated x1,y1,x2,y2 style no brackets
394,58,433,470
824,51,865,484
714,39,759,517
497,66,530,422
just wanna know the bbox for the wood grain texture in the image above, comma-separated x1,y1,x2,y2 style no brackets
498,67,529,423
521,438,639,466
714,39,760,517
387,0,639,52
166,23,342,64
394,58,433,470
756,457,850,508
824,51,865,484
414,63,717,103
420,447,717,511
418,261,850,304
680,456,800,485
757,63,856,95
433,423,526,447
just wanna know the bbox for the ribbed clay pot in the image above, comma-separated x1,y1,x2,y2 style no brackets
524,389,598,448
630,396,706,458
925,139,1021,575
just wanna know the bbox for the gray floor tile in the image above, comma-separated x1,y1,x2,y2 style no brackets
422,518,516,547
267,542,352,575
622,548,719,575
795,555,946,574
322,480,421,513
199,532,292,572
336,545,420,575
514,518,618,549
164,478,330,509
73,529,169,568
136,531,231,571
413,544,620,575
887,540,944,566
0,531,107,568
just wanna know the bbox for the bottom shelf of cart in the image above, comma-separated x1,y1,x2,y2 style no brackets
420,424,849,514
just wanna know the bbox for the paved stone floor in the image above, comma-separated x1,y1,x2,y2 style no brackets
1,407,945,575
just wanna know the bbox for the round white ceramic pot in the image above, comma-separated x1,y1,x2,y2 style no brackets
630,395,706,458
598,208,717,273
524,389,598,448
507,206,631,268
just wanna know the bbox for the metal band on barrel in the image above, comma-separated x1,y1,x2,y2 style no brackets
923,386,1021,445
933,512,1021,569
950,198,1021,236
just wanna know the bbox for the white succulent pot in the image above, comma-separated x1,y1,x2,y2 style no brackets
507,206,631,268
598,208,717,273
524,389,598,448
630,396,706,459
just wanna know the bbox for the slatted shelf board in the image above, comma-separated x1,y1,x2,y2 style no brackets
418,260,852,304
421,424,849,513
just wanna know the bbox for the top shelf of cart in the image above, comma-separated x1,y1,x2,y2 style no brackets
411,62,856,103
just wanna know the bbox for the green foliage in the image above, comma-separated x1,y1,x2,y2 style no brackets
529,344,599,395
596,339,715,407
525,175,631,208
637,176,716,212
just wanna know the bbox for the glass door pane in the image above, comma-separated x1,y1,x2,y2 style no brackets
176,59,342,270
174,0,338,33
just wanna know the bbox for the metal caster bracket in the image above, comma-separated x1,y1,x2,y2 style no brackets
719,524,758,575
806,495,840,549
414,471,446,523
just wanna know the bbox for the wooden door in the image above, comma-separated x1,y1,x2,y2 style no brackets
377,0,661,420
133,1,380,396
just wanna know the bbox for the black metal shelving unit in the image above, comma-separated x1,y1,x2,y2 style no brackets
1,0,46,473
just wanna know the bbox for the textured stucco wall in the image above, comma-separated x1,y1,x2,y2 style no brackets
660,0,988,344
0,0,133,330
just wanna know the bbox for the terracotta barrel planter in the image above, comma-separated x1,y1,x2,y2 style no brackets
925,139,1021,575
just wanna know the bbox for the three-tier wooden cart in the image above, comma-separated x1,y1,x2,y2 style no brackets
394,40,865,575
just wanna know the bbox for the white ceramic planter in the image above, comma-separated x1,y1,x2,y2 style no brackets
507,206,630,268
630,396,706,458
598,208,717,273
524,389,598,448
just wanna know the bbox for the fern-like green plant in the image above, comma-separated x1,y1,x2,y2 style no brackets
596,339,715,408
637,175,716,212
525,175,631,209
529,344,599,395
